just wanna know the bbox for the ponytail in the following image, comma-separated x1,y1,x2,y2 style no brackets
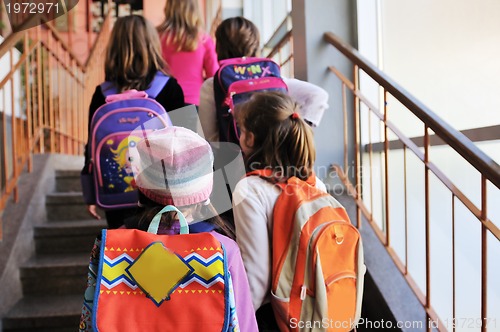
235,92,316,181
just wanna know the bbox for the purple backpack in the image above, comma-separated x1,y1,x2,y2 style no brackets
90,73,172,209
213,57,288,144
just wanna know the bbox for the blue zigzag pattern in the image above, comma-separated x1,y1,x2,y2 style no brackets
180,253,225,287
102,254,137,288
100,252,225,289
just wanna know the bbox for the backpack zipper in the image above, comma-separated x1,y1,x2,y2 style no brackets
325,271,357,286
299,221,337,300
91,107,167,158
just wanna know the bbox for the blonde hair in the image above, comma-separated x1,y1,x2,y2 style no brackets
157,0,203,52
104,15,166,92
235,92,316,181
110,136,142,170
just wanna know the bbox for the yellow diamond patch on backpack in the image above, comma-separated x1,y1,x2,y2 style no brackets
126,242,193,306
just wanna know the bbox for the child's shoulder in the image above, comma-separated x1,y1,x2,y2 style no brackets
199,32,215,44
209,231,239,250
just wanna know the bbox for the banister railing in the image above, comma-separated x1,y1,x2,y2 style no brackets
264,14,293,78
209,0,222,39
0,13,111,235
324,31,499,331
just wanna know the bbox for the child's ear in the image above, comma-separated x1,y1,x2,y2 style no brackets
245,131,255,148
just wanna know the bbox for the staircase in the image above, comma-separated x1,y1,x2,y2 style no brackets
2,170,106,332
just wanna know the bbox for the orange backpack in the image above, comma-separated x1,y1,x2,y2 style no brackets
82,206,240,332
249,171,365,332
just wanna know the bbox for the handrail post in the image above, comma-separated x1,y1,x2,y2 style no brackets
48,32,55,153
342,84,348,172
24,34,33,171
10,49,18,202
353,65,361,228
384,90,390,247
424,124,431,331
481,176,487,332
36,25,44,153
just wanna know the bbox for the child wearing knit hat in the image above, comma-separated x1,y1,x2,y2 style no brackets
132,126,257,328
79,126,258,331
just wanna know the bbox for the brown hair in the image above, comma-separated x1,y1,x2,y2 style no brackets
135,192,235,240
215,16,260,61
104,15,166,92
157,0,203,52
235,92,316,181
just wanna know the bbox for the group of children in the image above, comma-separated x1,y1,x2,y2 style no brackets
80,0,330,330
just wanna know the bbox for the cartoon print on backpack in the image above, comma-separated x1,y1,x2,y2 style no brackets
96,135,141,195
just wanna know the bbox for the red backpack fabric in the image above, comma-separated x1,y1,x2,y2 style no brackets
80,206,240,332
248,170,365,331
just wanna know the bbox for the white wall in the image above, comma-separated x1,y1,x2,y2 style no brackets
381,0,500,132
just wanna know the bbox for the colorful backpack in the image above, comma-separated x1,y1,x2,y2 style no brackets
213,57,288,144
79,206,240,332
248,170,365,332
90,73,172,209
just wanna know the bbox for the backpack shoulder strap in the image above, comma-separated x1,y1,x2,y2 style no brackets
145,72,170,98
246,169,316,188
100,81,118,97
99,72,170,99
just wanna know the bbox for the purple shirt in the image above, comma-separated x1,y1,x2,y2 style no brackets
211,232,259,331
161,33,219,105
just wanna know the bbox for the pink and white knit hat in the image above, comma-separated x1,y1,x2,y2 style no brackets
132,126,214,207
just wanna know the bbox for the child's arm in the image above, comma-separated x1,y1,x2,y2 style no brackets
213,234,259,331
199,78,220,142
285,78,329,127
202,34,219,78
232,177,279,310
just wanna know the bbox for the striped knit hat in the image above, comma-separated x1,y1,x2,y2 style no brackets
132,126,214,207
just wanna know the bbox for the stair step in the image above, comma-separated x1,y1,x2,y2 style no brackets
34,219,106,254
55,170,82,193
2,294,82,331
20,253,89,296
45,192,90,221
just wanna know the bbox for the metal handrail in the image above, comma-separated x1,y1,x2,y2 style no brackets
263,15,294,77
263,14,291,56
324,32,500,189
209,0,222,39
324,30,499,332
0,13,111,221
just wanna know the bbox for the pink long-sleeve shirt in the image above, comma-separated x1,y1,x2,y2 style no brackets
160,32,219,105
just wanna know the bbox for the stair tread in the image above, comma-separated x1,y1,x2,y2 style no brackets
4,294,82,319
22,252,89,269
55,170,81,177
36,219,107,228
47,192,83,197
